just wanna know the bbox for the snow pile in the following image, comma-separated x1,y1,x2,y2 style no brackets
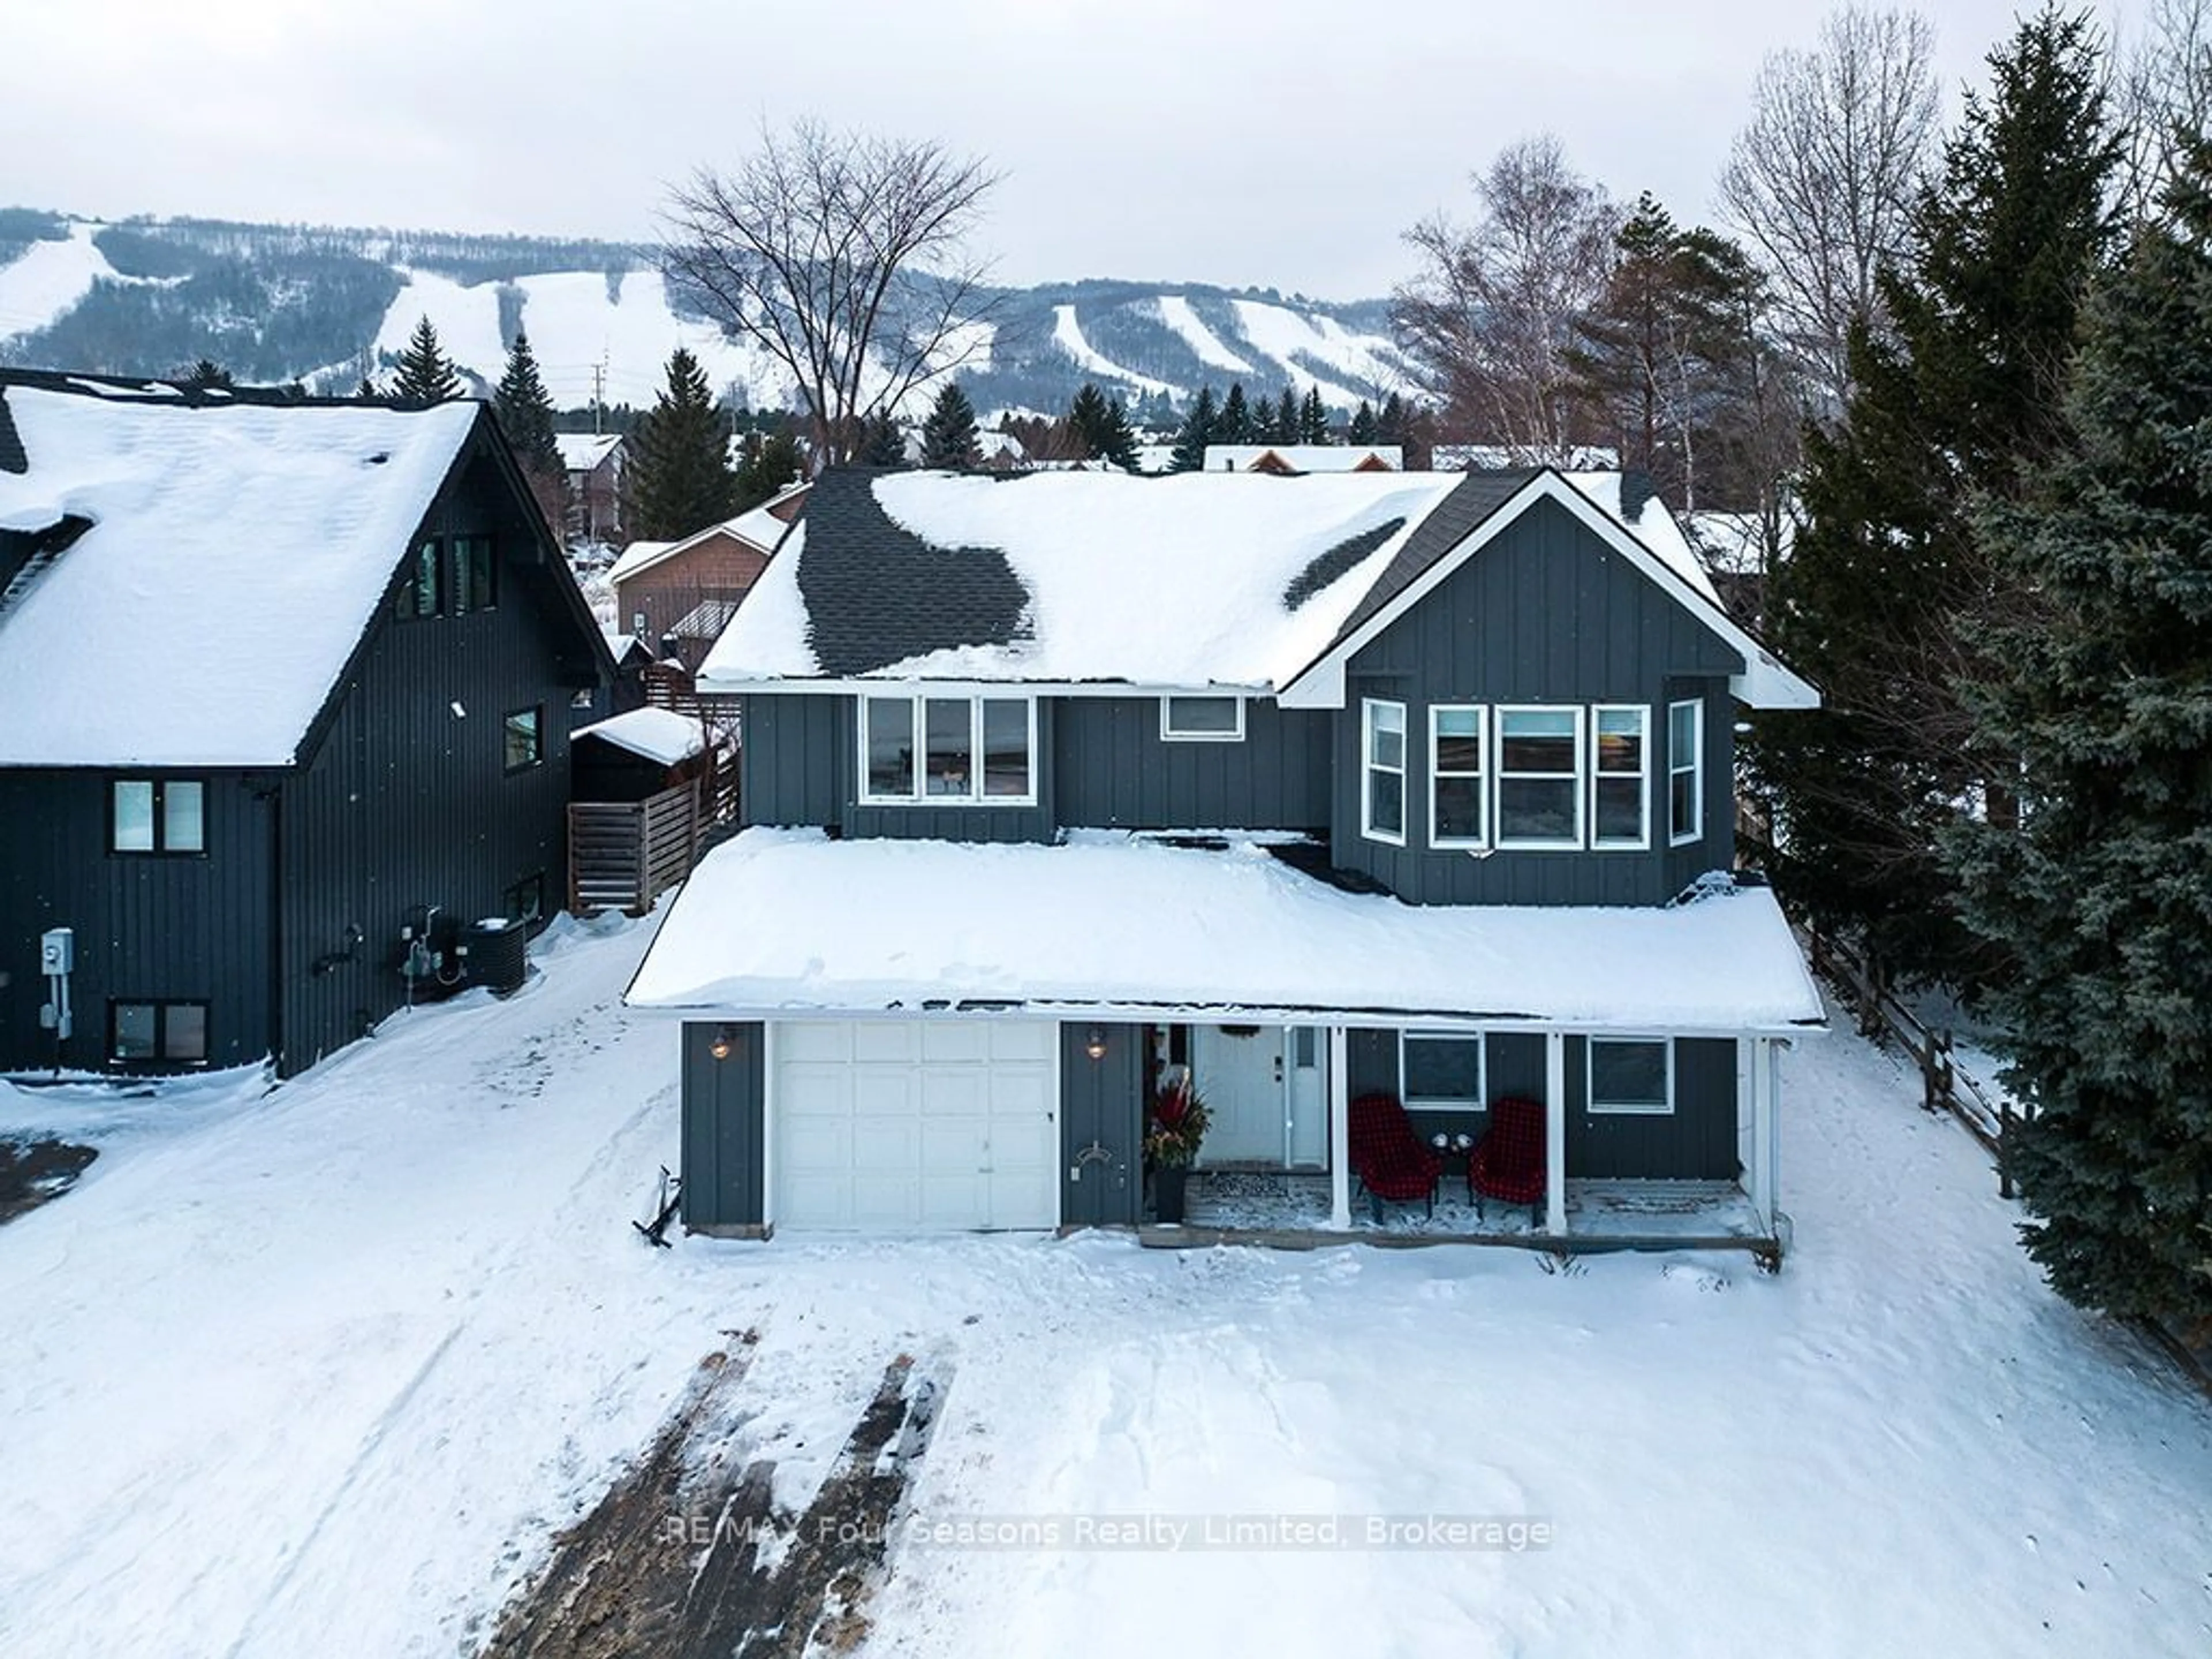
0,389,476,766
626,828,1825,1030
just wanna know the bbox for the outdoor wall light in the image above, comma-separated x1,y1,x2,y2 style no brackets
1084,1027,1108,1062
709,1024,736,1062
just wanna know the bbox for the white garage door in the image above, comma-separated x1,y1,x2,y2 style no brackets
773,1020,1059,1232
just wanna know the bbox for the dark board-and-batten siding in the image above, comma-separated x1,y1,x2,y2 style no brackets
0,769,278,1071
681,1019,767,1233
1333,495,1742,906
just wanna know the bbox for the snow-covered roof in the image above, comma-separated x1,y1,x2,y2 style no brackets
571,705,713,766
606,482,808,585
627,829,1827,1032
555,432,621,474
0,382,479,767
1565,471,1720,605
702,468,1465,687
1203,444,1403,473
1434,442,1620,470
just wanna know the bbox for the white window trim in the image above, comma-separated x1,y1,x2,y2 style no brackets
1669,697,1703,846
1587,1036,1675,1116
856,694,1039,807
1590,704,1652,853
1426,703,1488,850
1493,704,1586,851
1402,1028,1486,1111
1361,697,1407,847
1158,694,1247,743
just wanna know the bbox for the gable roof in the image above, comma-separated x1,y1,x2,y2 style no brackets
699,465,1816,709
555,432,622,474
0,377,476,766
606,480,809,585
1203,444,1404,474
1279,469,1816,709
703,467,1466,687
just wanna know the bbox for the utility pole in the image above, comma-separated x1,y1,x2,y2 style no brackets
591,358,607,437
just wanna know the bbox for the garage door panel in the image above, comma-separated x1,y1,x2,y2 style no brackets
774,1020,1058,1232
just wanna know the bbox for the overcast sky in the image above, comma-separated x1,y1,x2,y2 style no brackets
2,0,2138,300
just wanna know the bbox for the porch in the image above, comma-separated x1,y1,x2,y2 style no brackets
1139,1169,1785,1259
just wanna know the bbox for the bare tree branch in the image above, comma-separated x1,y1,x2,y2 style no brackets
661,120,1002,468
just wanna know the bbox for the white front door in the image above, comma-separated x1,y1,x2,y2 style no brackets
773,1020,1058,1231
1192,1025,1285,1165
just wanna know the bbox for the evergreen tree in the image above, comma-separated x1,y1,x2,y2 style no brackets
1299,386,1330,444
494,328,563,478
1169,386,1218,472
390,315,464,402
1945,134,2212,1328
625,347,740,539
183,358,232,390
1217,382,1253,444
734,427,807,512
1066,383,1140,470
859,414,908,467
1375,391,1409,446
919,381,982,469
1347,399,1378,444
355,374,381,401
1273,386,1300,444
1747,7,2122,989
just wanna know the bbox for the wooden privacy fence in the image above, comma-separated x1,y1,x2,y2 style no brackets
569,780,701,916
1808,929,2034,1197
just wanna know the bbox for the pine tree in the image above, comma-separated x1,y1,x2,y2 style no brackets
1299,387,1330,444
390,315,464,402
183,358,232,390
1217,382,1252,444
1945,134,2212,1328
1747,8,2122,989
625,347,740,539
734,428,806,513
1066,383,1139,470
1375,391,1408,446
859,414,908,467
1272,386,1300,444
1169,387,1218,472
494,329,562,476
919,382,982,469
1347,399,1378,445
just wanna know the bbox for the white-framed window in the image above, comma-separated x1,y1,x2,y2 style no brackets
1362,698,1407,844
1588,1037,1673,1115
1668,698,1703,845
1590,705,1650,850
1402,1029,1484,1109
859,694,1036,805
1429,704,1487,849
1495,706,1584,849
1160,695,1245,742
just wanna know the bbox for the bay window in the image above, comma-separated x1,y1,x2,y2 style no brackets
1669,698,1703,844
1591,706,1650,849
1495,707,1582,848
1429,704,1486,847
1362,698,1406,844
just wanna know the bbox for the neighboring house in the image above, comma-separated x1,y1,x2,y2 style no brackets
0,372,615,1078
608,482,809,671
626,465,1824,1243
558,432,625,546
1203,444,1403,474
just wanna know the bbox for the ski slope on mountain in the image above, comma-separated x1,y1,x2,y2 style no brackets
0,225,124,343
1051,302,1177,397
1154,294,1255,374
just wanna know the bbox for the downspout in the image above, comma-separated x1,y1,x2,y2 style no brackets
267,779,285,1077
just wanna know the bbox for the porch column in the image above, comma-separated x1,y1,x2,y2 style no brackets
1327,1024,1351,1230
1748,1035,1777,1232
1544,1031,1568,1236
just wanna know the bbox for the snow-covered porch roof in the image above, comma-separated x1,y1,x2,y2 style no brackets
626,829,1828,1033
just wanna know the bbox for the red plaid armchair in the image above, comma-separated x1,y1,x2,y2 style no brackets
1468,1096,1547,1222
1347,1092,1441,1222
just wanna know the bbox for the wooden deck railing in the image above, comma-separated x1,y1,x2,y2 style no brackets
569,780,702,916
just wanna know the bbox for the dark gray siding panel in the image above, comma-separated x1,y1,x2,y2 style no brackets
1332,496,1743,907
0,769,275,1072
1052,698,1332,831
680,1019,766,1230
277,449,600,1074
1060,1021,1143,1226
740,694,845,828
1566,1035,1738,1180
1347,1027,1397,1099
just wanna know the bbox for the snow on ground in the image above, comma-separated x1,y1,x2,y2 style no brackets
1,916,2207,1658
1227,298,1406,408
1050,303,1177,398
1153,294,1254,375
0,224,123,343
371,268,512,382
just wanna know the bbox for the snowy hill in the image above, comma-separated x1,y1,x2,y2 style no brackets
0,209,1417,415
